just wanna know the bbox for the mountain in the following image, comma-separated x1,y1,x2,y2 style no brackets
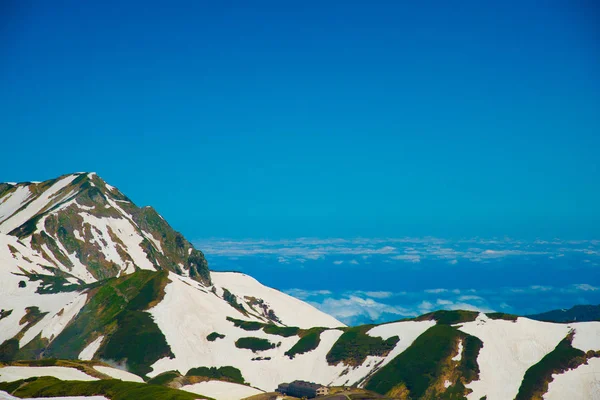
527,304,600,323
1,173,599,400
0,172,210,284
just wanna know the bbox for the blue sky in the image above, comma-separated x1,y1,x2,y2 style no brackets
1,1,599,239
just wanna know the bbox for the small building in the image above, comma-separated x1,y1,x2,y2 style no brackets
276,380,329,398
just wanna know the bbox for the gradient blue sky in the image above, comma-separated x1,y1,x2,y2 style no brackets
1,1,599,239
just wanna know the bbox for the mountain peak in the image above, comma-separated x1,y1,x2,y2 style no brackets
0,172,210,285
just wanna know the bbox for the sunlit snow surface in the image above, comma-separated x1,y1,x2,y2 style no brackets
0,392,108,400
0,175,78,234
149,272,435,391
78,336,104,361
0,366,97,382
458,313,572,400
180,380,263,400
93,366,144,383
544,357,600,400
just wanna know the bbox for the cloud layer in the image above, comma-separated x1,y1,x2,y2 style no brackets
196,237,600,325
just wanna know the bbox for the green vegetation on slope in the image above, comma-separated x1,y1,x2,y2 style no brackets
227,316,263,331
45,271,159,357
0,376,211,400
15,267,81,294
486,312,518,321
285,328,327,359
186,366,246,384
207,332,226,341
327,326,399,366
0,307,49,362
414,310,479,325
226,316,300,337
38,270,174,378
146,371,181,386
515,332,599,400
235,337,277,352
97,310,174,377
0,309,13,321
222,288,247,314
365,325,483,400
263,325,300,337
0,339,19,362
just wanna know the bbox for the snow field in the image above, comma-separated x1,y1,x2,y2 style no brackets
79,336,105,361
458,314,572,400
0,366,96,382
149,273,436,391
93,366,144,383
544,357,600,400
180,380,263,400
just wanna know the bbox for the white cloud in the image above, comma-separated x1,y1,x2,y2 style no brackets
357,291,395,299
313,296,416,324
391,254,421,263
573,283,598,292
333,260,344,265
530,285,553,292
458,295,484,301
285,289,332,299
425,288,447,294
194,237,599,266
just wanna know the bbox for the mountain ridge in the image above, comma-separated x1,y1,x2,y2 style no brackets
1,173,599,400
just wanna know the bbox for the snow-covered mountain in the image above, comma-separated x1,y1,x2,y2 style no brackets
0,172,210,284
1,173,599,400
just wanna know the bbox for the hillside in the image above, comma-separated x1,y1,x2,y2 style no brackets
527,304,600,323
1,173,599,400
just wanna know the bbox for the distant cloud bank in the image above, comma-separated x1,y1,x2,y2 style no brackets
195,237,600,325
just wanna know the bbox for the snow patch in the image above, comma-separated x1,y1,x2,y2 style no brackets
93,366,144,383
453,339,463,361
180,380,263,400
211,272,344,329
570,322,600,352
79,212,155,271
20,293,87,347
544,357,600,400
0,366,97,382
79,336,105,360
143,231,164,254
0,174,78,234
0,391,108,400
0,186,32,225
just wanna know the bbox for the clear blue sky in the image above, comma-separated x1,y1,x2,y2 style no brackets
1,1,599,239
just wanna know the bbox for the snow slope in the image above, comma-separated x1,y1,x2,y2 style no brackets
211,271,344,329
148,273,435,391
78,336,104,361
0,234,87,349
0,175,79,234
180,381,263,400
0,392,108,400
570,321,600,352
93,366,144,383
458,314,572,400
544,357,600,400
0,366,97,382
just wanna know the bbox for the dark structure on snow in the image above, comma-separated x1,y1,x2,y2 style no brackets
277,380,329,398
